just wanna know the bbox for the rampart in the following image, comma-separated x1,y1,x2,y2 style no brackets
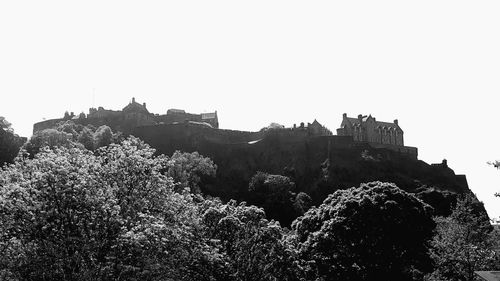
356,142,418,159
33,118,65,133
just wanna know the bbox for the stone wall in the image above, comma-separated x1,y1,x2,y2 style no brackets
33,119,64,133
355,141,418,159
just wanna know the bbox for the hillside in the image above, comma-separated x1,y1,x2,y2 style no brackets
133,124,470,218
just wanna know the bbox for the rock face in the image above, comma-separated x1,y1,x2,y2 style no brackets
0,129,26,165
26,116,477,219
132,124,470,217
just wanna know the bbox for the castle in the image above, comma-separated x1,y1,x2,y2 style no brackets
34,97,219,133
336,113,404,146
33,98,417,158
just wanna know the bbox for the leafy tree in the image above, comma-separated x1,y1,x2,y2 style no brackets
294,192,313,215
415,186,457,217
260,122,285,131
0,119,25,165
426,193,499,281
0,137,223,280
77,127,95,150
201,199,304,281
93,125,113,148
23,128,74,157
249,172,311,226
292,181,435,281
167,151,217,193
56,120,84,140
0,116,13,133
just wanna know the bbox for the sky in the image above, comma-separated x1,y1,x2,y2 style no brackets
1,1,500,218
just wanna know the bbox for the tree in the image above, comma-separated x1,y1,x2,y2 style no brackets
56,120,84,140
292,181,435,281
426,193,499,281
0,137,223,280
23,128,74,157
201,199,304,281
249,172,311,226
93,125,113,148
77,127,95,150
0,120,25,165
167,151,217,194
260,122,285,131
0,116,13,133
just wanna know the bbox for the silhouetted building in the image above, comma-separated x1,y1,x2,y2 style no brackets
34,97,219,133
337,113,404,146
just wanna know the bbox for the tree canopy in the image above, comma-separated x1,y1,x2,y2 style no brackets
0,137,222,280
248,171,311,226
426,193,499,281
0,137,303,281
292,181,436,281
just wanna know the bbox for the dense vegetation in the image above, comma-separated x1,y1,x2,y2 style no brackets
0,117,26,165
1,120,498,280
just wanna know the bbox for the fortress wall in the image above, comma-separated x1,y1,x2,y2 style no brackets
267,128,309,139
322,135,355,147
33,119,64,133
132,123,261,154
366,142,418,159
154,113,202,124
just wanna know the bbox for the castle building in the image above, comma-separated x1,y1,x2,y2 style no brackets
336,113,404,146
33,97,219,133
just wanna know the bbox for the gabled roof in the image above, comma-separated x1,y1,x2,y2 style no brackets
309,119,323,128
123,98,149,114
344,115,401,130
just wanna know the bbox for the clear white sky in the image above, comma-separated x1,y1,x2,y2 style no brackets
1,1,499,218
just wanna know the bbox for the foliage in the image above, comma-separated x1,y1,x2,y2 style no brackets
488,160,500,169
77,127,95,150
93,125,113,148
0,116,13,133
415,186,457,217
0,122,26,166
167,151,217,194
0,137,223,280
426,193,499,281
23,128,75,156
292,181,436,281
24,122,123,157
249,171,312,226
260,122,285,131
201,199,304,281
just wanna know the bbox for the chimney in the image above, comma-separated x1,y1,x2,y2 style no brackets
143,102,146,108
132,97,135,103
394,119,398,125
